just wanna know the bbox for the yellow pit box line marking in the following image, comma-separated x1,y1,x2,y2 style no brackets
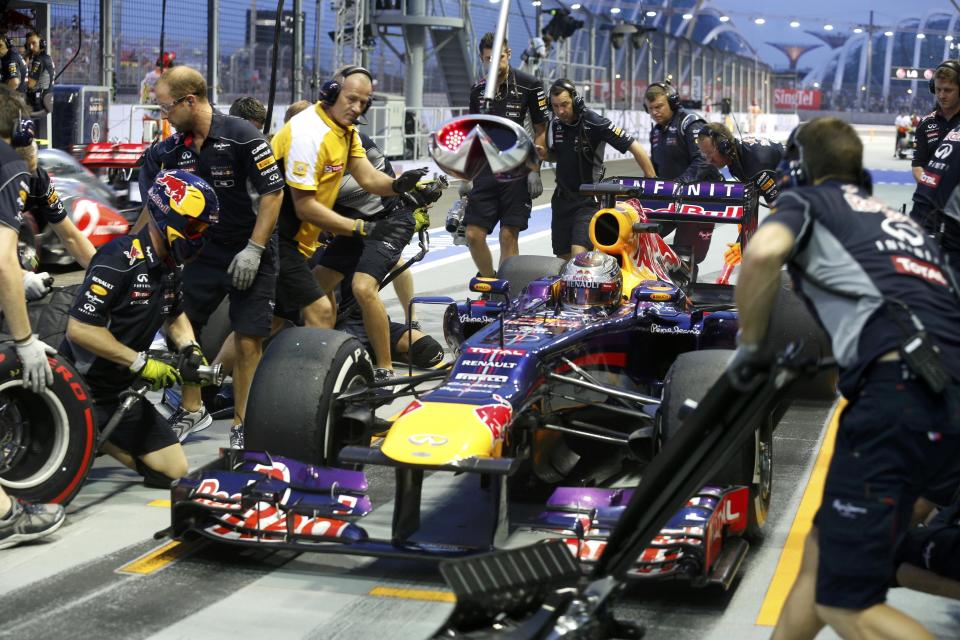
756,398,845,626
117,539,199,575
148,499,171,508
368,586,456,603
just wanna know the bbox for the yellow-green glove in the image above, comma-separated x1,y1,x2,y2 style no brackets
132,354,182,391
413,207,430,232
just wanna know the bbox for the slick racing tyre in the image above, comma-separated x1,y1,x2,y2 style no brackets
0,343,96,505
245,328,374,466
659,349,772,540
1,284,81,354
497,255,567,300
767,273,837,400
199,298,231,361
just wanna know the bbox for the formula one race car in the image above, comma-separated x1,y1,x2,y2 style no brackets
21,148,137,267
167,178,832,587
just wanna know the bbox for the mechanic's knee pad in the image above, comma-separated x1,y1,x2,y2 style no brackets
410,335,444,368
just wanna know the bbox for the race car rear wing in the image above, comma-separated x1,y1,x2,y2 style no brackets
79,142,150,169
580,177,759,226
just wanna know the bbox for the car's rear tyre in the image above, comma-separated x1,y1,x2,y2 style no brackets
25,285,82,351
0,345,96,505
199,298,231,361
658,350,771,539
767,273,837,400
497,255,567,299
245,328,374,466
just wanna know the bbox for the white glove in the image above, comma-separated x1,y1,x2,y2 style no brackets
527,172,543,199
227,240,265,291
14,335,55,394
22,271,51,301
458,180,473,197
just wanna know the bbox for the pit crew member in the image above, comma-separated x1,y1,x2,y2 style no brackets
463,32,549,277
23,32,53,116
229,96,267,132
270,65,430,390
17,140,96,301
913,60,960,185
311,130,440,381
0,84,62,548
0,36,26,92
910,122,960,269
335,281,445,370
645,82,722,264
63,170,218,488
733,117,960,640
545,78,654,259
137,65,283,447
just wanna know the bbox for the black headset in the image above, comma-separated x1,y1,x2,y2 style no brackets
550,78,584,117
25,32,46,53
644,80,681,113
780,123,872,193
319,65,374,115
930,59,960,94
698,124,736,160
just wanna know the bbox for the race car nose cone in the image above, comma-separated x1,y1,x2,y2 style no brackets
430,114,536,182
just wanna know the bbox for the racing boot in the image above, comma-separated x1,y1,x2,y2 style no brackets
229,422,245,450
0,499,66,550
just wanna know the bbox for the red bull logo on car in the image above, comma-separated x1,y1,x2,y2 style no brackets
474,395,512,441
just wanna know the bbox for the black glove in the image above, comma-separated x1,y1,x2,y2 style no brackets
726,343,769,392
392,167,430,194
353,218,378,238
177,343,208,385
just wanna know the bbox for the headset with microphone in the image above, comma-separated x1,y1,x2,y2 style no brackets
549,78,584,118
318,65,375,116
643,80,681,113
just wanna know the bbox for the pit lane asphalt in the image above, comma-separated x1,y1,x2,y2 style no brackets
3,129,958,640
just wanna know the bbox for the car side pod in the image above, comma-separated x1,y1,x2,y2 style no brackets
429,115,537,182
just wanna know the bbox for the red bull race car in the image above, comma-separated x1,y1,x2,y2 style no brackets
166,177,828,587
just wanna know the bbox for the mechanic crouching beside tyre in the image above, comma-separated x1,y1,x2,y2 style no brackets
0,84,64,548
731,117,960,640
62,170,218,489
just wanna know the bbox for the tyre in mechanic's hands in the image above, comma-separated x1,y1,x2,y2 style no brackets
177,343,208,385
227,239,265,291
14,334,54,393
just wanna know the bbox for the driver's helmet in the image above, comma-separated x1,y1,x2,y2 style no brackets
559,251,623,311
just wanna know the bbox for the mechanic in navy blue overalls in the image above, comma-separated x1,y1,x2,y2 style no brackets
544,78,654,260
0,84,64,549
912,60,960,185
910,120,960,272
645,82,721,265
462,32,550,278
62,170,218,488
732,117,960,640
